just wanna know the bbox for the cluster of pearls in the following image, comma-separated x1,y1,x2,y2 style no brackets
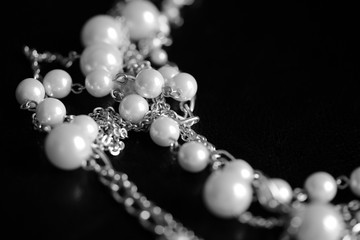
15,1,359,240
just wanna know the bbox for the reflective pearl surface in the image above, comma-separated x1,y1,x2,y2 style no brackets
150,116,180,147
350,166,360,197
269,178,293,204
42,69,72,98
178,141,210,172
150,48,168,66
15,78,45,104
85,69,114,97
122,0,160,40
222,159,254,183
203,170,253,218
80,42,123,76
81,14,124,47
304,171,337,202
36,98,66,126
134,68,165,99
168,72,197,101
158,65,179,85
119,94,149,123
72,114,99,142
293,203,345,240
45,123,92,170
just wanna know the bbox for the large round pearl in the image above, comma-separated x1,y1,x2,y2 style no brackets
203,170,253,218
81,14,124,47
45,123,92,170
292,203,345,240
304,171,337,203
168,72,197,101
134,68,164,99
119,93,149,123
150,48,168,66
15,78,45,104
158,65,179,86
121,0,160,40
350,166,360,197
80,42,123,76
36,98,66,126
177,141,210,172
42,69,72,99
222,159,254,183
85,69,114,97
150,116,180,147
72,114,99,142
269,178,293,204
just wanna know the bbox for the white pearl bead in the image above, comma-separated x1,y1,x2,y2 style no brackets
168,72,197,101
122,0,160,40
80,42,123,76
158,65,179,86
119,93,149,123
45,123,92,170
36,97,66,126
293,203,345,240
350,166,360,197
15,78,45,104
304,171,337,203
134,68,165,99
150,116,180,147
42,69,72,98
85,69,114,97
222,159,254,183
150,48,168,66
178,141,210,172
269,178,293,204
203,170,253,218
72,115,99,142
81,14,125,47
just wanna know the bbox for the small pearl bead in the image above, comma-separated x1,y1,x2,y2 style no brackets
80,42,123,76
45,123,92,170
177,141,210,172
134,68,165,99
158,65,179,86
81,14,124,47
168,72,197,101
304,171,337,203
270,178,293,204
203,170,253,218
222,159,254,183
15,78,45,104
350,166,360,197
150,116,180,147
36,98,66,126
119,93,149,123
72,115,99,142
122,0,160,40
42,69,72,98
150,48,168,66
292,203,345,240
85,69,114,97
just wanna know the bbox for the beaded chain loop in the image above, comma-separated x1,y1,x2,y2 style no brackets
15,0,360,240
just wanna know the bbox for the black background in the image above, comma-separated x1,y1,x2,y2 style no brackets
3,0,360,239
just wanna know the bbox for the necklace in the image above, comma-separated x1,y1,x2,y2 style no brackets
13,0,360,240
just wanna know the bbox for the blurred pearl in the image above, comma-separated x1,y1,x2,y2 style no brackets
203,170,253,218
122,0,160,40
150,48,168,66
42,69,72,98
304,171,337,203
45,123,92,170
15,78,45,104
72,115,99,142
150,116,180,147
158,65,179,85
178,141,210,172
85,69,114,97
134,68,164,98
119,93,149,123
81,14,124,47
222,159,254,183
36,98,66,126
292,203,345,240
269,178,293,204
350,166,360,197
168,72,197,101
80,42,123,76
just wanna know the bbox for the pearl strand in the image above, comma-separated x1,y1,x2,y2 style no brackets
15,1,360,240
